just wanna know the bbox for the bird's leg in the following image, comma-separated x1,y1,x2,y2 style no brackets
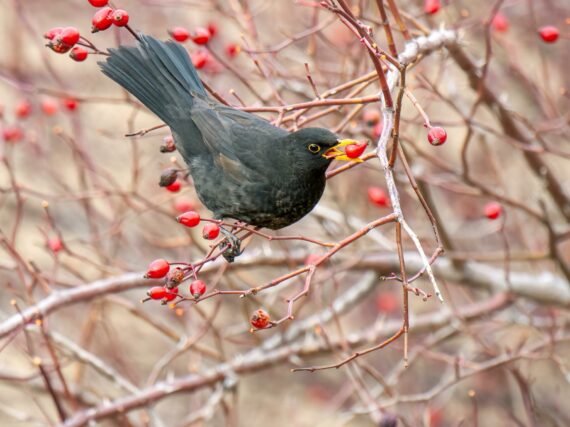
218,226,242,263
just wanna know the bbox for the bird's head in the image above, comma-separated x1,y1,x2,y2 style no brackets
283,128,361,172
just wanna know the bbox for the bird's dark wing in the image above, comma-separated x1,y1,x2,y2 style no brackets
189,95,289,181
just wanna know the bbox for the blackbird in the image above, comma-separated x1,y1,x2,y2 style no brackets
100,35,358,235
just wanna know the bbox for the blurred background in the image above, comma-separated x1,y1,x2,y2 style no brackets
0,0,569,426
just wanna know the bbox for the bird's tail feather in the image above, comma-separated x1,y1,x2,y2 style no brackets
99,34,206,125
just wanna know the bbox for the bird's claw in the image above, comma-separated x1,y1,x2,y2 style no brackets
218,227,242,263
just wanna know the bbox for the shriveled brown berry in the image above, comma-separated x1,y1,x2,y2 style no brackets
159,168,178,187
160,135,176,152
166,267,185,287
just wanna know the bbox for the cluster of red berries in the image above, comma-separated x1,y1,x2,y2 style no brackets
144,258,268,333
168,24,240,70
88,1,129,33
44,27,88,61
169,25,215,45
168,25,215,70
44,1,133,62
143,211,226,304
2,98,78,143
491,14,560,44
144,259,208,304
44,1,244,71
177,210,221,241
424,1,561,45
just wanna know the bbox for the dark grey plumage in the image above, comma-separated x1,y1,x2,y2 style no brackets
100,34,343,229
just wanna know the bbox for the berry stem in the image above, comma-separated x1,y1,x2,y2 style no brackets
124,24,141,41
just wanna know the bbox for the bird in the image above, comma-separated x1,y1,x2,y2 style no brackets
100,34,358,257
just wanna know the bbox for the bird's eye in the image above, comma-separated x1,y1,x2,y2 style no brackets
307,144,321,154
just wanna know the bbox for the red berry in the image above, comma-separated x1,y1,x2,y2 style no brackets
164,287,179,301
428,409,443,427
147,286,167,300
484,202,502,220
2,126,24,143
424,0,441,14
173,198,194,213
207,23,218,37
202,223,220,240
15,100,32,119
92,7,114,33
44,27,64,40
492,13,509,33
345,142,367,159
250,309,271,329
372,121,383,139
189,280,207,299
63,97,78,111
191,50,210,69
363,109,381,126
88,0,109,6
538,26,559,43
146,258,170,279
70,47,89,62
191,27,211,45
368,186,388,207
376,293,398,313
112,9,129,27
169,27,190,42
165,180,181,192
41,99,58,116
47,238,63,253
427,126,447,146
225,43,241,58
59,27,80,47
177,211,201,227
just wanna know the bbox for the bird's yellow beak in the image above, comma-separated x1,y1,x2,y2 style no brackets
323,139,363,162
